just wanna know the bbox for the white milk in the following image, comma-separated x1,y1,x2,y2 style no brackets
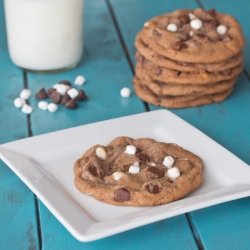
4,0,84,72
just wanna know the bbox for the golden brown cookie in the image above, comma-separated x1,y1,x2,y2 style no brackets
139,8,245,63
133,77,233,108
74,136,203,206
135,67,238,96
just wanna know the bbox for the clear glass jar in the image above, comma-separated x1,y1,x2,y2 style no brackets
4,0,84,73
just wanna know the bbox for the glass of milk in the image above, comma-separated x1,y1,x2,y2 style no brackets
4,0,84,73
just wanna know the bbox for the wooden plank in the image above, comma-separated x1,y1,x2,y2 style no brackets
0,1,39,249
26,0,149,248
108,0,250,249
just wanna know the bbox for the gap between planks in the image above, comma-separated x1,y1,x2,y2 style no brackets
23,71,43,250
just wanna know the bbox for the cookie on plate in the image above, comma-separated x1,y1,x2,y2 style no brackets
74,136,203,206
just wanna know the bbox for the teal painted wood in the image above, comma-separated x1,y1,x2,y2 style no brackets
0,1,39,249
109,0,250,250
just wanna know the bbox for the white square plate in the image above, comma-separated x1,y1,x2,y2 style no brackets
1,110,250,242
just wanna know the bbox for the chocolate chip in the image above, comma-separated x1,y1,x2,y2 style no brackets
142,85,149,91
136,54,144,63
152,29,162,37
114,188,130,202
59,80,71,86
180,62,189,66
145,183,160,194
138,153,149,163
65,99,78,109
77,90,88,101
179,14,189,24
207,8,216,17
210,19,220,27
173,41,187,51
89,166,98,176
60,93,71,106
122,164,130,172
222,34,231,42
179,34,189,41
177,71,182,76
50,91,61,103
154,67,163,76
195,33,206,39
221,69,232,75
35,88,48,100
146,167,162,179
47,88,56,97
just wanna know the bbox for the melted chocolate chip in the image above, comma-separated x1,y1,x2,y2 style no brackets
173,41,187,51
77,90,88,101
35,88,48,100
195,33,206,39
152,29,162,37
65,99,78,109
222,34,231,42
146,167,162,179
59,80,71,86
207,8,216,17
122,164,130,172
115,188,130,202
145,183,160,194
177,71,182,76
210,19,220,27
138,153,149,163
154,67,163,76
221,69,232,75
89,166,98,176
142,85,149,92
60,93,71,106
136,54,144,63
157,54,165,59
50,91,61,103
179,14,189,24
180,62,189,66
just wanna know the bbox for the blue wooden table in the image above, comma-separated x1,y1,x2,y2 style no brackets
1,0,250,249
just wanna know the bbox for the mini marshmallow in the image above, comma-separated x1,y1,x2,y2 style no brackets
56,84,70,95
189,13,196,20
74,75,86,85
14,97,25,108
47,103,58,112
163,156,175,168
217,25,227,35
190,19,202,30
67,88,79,99
113,172,123,181
20,89,31,100
38,101,48,110
129,165,140,174
133,161,139,167
21,104,33,114
144,21,150,27
96,147,107,160
150,162,156,166
189,31,194,37
125,145,136,155
167,23,177,32
120,87,131,98
167,166,180,179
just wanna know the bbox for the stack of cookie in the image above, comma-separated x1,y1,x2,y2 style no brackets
133,8,245,108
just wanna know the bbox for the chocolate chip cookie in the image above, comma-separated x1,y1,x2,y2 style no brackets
74,136,203,206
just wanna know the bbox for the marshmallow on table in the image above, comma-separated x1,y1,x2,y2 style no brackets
167,23,177,32
47,103,58,112
56,84,70,95
120,87,131,98
163,156,175,168
14,97,25,108
20,89,31,100
167,167,180,179
74,75,86,85
96,147,107,160
67,88,79,99
125,145,136,154
21,104,33,114
38,101,48,110
190,19,202,30
217,25,227,35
